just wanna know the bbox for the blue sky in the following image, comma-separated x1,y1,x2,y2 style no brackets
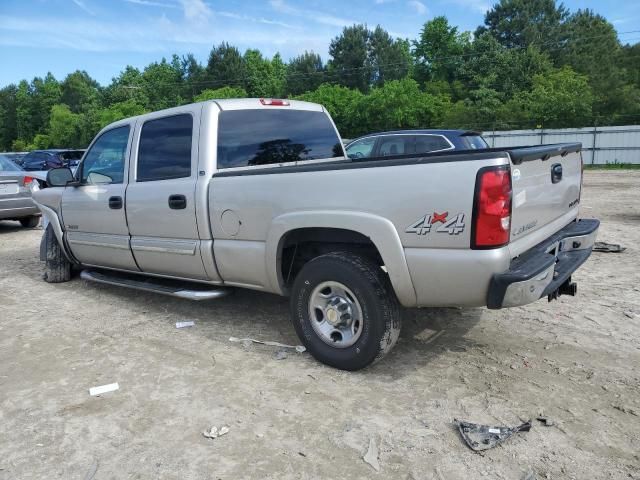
1,0,639,87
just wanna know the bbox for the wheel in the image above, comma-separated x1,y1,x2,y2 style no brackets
43,224,72,283
19,216,40,228
290,251,401,370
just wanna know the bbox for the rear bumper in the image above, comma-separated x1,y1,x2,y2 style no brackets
0,196,40,220
487,218,599,309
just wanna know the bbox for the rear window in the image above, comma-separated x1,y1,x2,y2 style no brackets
458,135,488,150
0,155,22,171
217,110,342,169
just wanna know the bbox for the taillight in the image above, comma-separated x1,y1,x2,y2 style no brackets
23,176,34,186
260,98,290,106
472,166,512,249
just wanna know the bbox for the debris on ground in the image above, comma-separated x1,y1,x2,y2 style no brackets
274,350,288,360
593,242,626,253
202,425,230,439
522,470,536,480
363,437,380,472
536,416,555,427
455,419,532,451
83,459,99,480
89,383,119,396
229,336,306,353
175,321,195,328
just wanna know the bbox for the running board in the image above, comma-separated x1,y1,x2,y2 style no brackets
80,269,230,301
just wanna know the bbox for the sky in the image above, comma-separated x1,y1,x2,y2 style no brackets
0,0,639,87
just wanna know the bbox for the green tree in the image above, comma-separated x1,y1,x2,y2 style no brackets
285,51,325,95
205,42,246,90
295,84,365,137
477,0,567,50
0,85,18,150
60,70,100,113
244,50,285,97
47,104,82,148
328,24,410,92
413,16,469,85
140,57,185,111
193,86,248,102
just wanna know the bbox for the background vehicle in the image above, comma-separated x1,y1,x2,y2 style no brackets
0,154,41,227
34,99,598,371
345,130,488,159
0,152,28,166
21,149,85,171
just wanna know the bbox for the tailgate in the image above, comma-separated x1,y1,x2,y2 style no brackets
508,143,582,244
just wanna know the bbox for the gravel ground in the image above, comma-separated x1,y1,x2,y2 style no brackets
0,170,639,480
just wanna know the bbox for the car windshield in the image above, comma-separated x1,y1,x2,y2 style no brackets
0,155,23,172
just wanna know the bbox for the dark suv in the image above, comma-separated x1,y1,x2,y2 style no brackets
345,130,488,159
21,149,85,171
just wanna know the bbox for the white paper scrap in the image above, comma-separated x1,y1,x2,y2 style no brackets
89,383,119,396
176,321,195,328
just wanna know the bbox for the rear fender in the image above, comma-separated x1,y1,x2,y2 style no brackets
266,210,417,307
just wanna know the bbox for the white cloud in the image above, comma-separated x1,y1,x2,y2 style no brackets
269,0,354,28
450,0,490,14
71,0,95,15
179,0,211,22
124,0,179,8
407,0,427,15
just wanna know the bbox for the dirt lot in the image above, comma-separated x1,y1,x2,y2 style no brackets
0,170,639,479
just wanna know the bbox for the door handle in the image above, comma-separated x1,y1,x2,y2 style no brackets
108,196,123,209
168,194,187,210
551,163,563,184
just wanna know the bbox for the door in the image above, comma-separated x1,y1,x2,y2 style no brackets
376,135,411,157
61,124,139,270
126,109,209,280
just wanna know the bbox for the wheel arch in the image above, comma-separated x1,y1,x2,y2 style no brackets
265,211,417,307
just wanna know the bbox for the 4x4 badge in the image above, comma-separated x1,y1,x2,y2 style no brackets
406,212,465,236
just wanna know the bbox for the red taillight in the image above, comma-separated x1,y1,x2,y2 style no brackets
23,176,34,186
472,166,512,248
260,98,290,106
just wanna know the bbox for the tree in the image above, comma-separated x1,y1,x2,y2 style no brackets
0,85,18,150
510,67,593,127
205,42,246,90
328,24,410,92
60,70,100,113
194,86,248,102
47,104,82,148
413,16,469,85
477,0,567,50
140,57,185,111
555,9,625,118
243,50,285,97
295,84,365,137
285,51,325,95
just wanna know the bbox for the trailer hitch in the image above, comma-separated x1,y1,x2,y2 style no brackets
548,277,577,302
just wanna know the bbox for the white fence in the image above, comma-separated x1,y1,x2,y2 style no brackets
482,125,640,164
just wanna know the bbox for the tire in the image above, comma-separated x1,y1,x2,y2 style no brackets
43,224,72,283
19,216,40,228
290,251,401,371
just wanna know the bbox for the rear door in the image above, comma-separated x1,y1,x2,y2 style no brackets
413,134,454,154
61,124,139,270
126,107,210,280
376,135,411,157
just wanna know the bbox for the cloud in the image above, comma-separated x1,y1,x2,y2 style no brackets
123,0,179,8
71,0,95,15
407,0,427,15
179,0,211,22
216,11,299,30
450,0,490,14
269,0,354,28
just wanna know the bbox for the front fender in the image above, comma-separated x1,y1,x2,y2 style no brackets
265,210,417,307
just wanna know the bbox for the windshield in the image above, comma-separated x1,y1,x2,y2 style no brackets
0,155,23,172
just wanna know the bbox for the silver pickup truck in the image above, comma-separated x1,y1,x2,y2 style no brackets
33,98,599,370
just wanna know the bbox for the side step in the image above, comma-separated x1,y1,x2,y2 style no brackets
80,269,230,301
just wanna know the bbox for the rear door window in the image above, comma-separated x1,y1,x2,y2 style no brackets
414,135,452,154
217,109,342,169
378,136,410,156
137,114,193,181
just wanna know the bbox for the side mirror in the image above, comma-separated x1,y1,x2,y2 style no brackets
46,167,75,187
